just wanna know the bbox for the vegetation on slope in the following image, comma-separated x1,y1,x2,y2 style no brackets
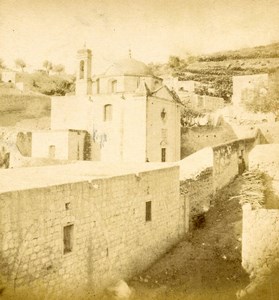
0,62,75,96
17,71,75,96
149,42,279,102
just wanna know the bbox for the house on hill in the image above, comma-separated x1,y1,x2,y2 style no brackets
32,48,182,163
232,73,269,107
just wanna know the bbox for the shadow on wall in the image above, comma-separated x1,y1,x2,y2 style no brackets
84,132,92,160
16,132,32,157
0,147,10,168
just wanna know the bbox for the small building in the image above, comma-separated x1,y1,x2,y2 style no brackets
163,76,201,93
1,71,18,84
232,73,269,107
31,129,89,160
178,92,224,112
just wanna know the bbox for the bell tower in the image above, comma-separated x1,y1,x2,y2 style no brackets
76,47,92,96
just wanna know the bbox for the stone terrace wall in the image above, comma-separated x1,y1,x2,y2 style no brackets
242,204,279,277
0,166,186,298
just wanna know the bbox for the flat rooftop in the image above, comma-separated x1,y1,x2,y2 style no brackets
0,161,176,193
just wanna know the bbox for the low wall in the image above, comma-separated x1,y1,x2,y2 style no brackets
178,135,258,224
242,204,279,277
0,166,187,298
213,137,256,191
181,123,237,158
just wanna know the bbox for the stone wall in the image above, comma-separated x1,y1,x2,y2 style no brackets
242,204,279,278
212,137,256,191
181,123,237,158
178,135,258,224
180,168,213,226
0,166,187,298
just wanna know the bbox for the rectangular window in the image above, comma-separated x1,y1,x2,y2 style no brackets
63,225,74,254
145,201,152,222
161,148,166,162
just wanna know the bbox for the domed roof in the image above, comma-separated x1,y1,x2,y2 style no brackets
105,58,152,76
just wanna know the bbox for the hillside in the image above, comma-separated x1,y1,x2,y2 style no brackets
0,68,75,96
150,43,279,102
0,82,51,129
198,42,279,61
0,68,75,128
16,71,75,96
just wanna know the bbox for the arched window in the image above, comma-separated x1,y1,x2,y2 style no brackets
111,80,117,93
80,60,85,79
104,104,113,121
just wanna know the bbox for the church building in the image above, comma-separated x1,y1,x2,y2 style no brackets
32,48,182,163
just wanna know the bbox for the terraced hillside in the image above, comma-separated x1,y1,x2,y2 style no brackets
150,42,279,102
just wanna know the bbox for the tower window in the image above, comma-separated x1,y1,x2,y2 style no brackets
80,60,85,79
104,104,113,121
145,201,152,222
63,224,74,254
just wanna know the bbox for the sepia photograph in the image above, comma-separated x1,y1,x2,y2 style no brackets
0,0,279,299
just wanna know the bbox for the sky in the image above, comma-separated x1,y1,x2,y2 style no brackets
0,0,279,74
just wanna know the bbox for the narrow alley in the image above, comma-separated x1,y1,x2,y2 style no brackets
130,175,250,300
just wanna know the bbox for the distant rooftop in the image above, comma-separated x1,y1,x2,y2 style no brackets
0,161,176,193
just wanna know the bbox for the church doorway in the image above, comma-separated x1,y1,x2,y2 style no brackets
161,148,166,162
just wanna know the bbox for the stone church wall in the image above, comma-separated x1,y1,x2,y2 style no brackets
147,97,181,162
0,165,187,298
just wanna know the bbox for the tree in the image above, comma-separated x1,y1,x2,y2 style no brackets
43,60,53,75
168,55,188,71
53,64,65,75
168,56,181,69
15,58,26,72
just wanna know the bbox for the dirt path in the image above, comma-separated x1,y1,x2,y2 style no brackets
129,176,250,300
